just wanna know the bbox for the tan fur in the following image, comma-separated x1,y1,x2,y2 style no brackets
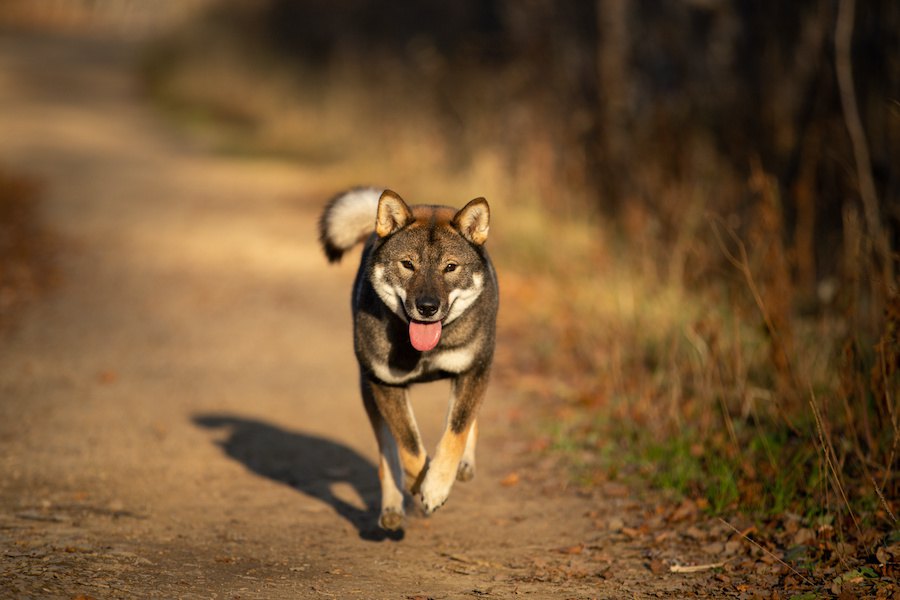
458,419,477,482
434,429,469,473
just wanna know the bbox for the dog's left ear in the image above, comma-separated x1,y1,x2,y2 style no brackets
453,197,490,245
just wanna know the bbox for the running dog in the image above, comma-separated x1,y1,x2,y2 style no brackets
319,188,498,531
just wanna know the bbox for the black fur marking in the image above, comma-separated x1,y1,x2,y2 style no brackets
450,407,471,435
361,375,423,456
397,427,422,455
449,363,491,435
427,213,439,245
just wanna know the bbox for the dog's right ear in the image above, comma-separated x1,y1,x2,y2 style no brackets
376,190,413,238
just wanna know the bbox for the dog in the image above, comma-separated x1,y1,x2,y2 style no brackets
319,188,498,531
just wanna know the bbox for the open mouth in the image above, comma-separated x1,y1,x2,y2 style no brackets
408,319,442,352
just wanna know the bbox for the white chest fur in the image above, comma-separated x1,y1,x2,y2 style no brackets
369,345,476,385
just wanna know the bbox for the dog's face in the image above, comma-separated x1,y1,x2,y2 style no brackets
369,191,490,351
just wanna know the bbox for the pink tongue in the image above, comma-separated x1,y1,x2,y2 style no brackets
409,320,442,351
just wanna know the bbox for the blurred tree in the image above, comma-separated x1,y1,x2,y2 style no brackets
211,0,898,290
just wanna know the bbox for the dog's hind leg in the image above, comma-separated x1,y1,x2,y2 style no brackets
361,376,428,529
419,367,489,514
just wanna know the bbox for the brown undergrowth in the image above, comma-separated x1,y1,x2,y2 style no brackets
492,177,898,596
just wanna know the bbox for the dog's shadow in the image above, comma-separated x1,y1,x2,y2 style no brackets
193,414,402,541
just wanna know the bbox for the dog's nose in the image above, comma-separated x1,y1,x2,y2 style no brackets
415,296,440,318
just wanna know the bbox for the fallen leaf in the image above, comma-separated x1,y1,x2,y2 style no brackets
500,472,520,487
97,370,117,384
669,499,698,522
684,526,707,540
654,531,675,543
602,482,629,497
724,540,743,555
701,542,724,555
647,559,668,574
529,438,550,452
792,528,815,546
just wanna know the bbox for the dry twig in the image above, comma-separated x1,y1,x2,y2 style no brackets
669,562,724,574
807,387,871,559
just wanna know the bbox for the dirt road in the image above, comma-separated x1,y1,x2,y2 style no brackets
0,30,737,599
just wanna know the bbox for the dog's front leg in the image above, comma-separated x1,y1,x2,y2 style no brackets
419,367,489,514
457,418,477,482
361,376,427,529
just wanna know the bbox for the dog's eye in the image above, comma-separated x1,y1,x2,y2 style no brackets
444,262,458,273
401,260,415,271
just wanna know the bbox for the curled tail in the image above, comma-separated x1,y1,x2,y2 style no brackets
318,187,383,263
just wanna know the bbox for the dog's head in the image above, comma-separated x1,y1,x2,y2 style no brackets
369,190,491,352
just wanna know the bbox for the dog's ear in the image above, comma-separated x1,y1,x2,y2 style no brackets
376,190,413,238
453,197,490,245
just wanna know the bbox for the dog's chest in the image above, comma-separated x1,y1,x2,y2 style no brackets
369,345,476,385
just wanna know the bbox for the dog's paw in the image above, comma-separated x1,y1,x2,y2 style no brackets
418,469,455,515
456,459,475,482
378,506,405,531
419,490,448,515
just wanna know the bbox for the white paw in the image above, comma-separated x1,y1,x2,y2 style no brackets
418,467,456,515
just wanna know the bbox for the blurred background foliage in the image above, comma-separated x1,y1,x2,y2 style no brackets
3,0,898,567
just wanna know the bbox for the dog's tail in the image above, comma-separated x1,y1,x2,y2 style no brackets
318,187,383,263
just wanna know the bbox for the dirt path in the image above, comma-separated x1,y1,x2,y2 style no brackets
0,30,737,600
